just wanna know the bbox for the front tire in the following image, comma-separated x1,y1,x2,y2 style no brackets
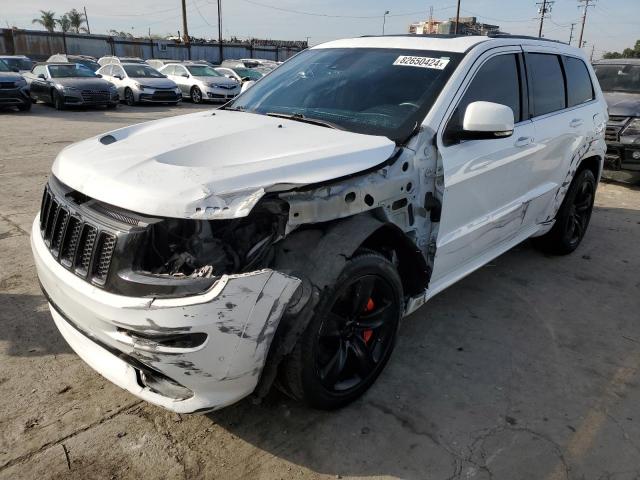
190,86,203,104
533,168,596,255
17,99,32,111
280,252,403,410
52,90,65,110
124,88,136,106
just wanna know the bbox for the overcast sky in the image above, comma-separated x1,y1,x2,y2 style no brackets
2,0,638,58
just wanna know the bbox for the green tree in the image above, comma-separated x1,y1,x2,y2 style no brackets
32,10,57,33
57,14,71,33
603,39,640,59
66,9,88,34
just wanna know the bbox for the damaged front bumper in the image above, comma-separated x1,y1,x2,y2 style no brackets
32,216,301,413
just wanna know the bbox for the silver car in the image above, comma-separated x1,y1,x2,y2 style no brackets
97,63,182,105
160,63,240,103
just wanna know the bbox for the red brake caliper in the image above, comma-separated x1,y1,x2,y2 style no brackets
362,298,375,344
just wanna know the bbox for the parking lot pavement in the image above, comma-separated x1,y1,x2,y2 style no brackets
1,103,639,480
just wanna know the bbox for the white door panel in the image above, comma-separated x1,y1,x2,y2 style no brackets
433,121,536,282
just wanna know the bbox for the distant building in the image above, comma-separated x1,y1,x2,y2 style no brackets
437,17,500,35
408,20,442,35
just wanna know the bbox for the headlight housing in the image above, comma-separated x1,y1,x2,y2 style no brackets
622,118,640,137
134,82,151,90
62,86,80,92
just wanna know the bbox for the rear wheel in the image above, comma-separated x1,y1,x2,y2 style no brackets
280,252,403,410
190,86,203,104
533,168,596,255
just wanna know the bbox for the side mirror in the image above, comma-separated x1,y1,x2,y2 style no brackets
114,75,123,80
11,67,19,73
38,74,46,80
96,73,102,78
458,101,515,140
241,76,250,82
181,73,189,78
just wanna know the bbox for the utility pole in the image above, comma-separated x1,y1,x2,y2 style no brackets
578,0,596,49
181,0,191,59
590,43,595,61
83,6,91,34
536,0,553,38
427,5,434,34
217,0,223,63
568,22,576,45
454,0,461,34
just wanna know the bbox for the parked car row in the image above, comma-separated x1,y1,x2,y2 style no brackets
0,53,272,112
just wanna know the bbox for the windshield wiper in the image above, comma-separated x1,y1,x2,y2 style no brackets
265,112,342,130
223,105,246,112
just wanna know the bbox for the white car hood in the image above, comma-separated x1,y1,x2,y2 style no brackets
52,110,396,219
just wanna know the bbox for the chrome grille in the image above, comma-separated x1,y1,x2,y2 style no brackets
605,116,630,143
39,186,116,285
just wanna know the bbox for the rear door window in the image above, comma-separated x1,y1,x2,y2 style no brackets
564,56,594,107
526,53,566,116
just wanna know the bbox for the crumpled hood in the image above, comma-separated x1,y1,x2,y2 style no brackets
603,91,640,117
52,110,396,219
53,77,113,90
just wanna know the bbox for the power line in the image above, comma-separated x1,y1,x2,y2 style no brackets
229,0,456,19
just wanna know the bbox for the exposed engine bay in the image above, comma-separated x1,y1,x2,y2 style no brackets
140,198,289,279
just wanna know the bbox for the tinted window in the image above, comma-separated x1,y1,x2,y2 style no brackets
48,64,97,78
446,54,521,138
123,64,164,78
594,64,640,94
0,60,9,72
32,65,46,77
187,65,222,77
565,57,594,107
527,53,566,116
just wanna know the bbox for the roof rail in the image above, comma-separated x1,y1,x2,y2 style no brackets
486,33,566,44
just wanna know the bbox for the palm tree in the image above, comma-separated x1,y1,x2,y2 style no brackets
57,14,71,33
66,9,88,34
32,10,57,33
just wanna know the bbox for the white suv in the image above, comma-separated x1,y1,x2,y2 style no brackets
32,35,607,413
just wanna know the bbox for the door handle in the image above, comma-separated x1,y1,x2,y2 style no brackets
514,136,533,147
570,119,584,128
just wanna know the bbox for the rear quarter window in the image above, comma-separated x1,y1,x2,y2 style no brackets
527,53,566,116
564,56,594,107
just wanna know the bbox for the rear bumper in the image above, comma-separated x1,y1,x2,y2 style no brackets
31,215,301,413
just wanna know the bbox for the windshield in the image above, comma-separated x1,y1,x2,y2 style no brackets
49,64,97,78
1,57,31,71
186,65,222,77
0,60,10,72
124,65,164,78
594,64,640,94
227,48,462,142
73,58,100,72
234,68,263,81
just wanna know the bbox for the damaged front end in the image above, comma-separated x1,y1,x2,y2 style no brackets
33,176,304,412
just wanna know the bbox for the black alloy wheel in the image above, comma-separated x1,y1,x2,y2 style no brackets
533,168,597,255
315,274,397,393
52,90,65,110
280,252,403,410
